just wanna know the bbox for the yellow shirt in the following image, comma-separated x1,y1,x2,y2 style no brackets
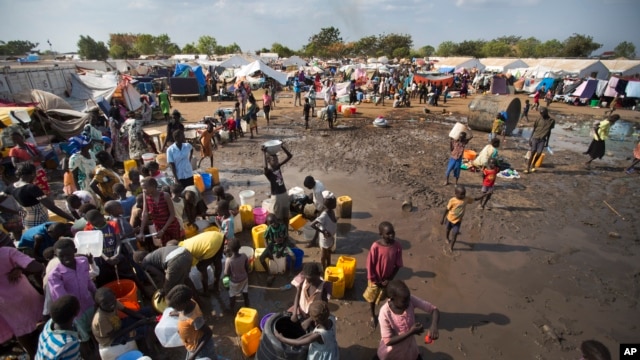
491,118,504,134
593,119,611,141
179,231,224,266
446,196,474,224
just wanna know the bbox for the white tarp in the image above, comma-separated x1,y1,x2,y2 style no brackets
282,56,307,67
235,60,288,85
70,73,142,111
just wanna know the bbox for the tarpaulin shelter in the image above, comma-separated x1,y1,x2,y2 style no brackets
173,64,206,96
282,56,307,67
30,90,89,138
489,76,510,95
479,58,529,73
601,59,640,77
430,57,484,74
413,73,454,87
572,79,598,99
235,60,288,85
69,73,142,112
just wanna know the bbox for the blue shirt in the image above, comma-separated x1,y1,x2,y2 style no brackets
19,222,55,257
118,196,136,219
167,142,193,180
35,319,81,360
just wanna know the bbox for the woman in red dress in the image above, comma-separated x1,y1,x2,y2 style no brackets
9,132,50,195
138,177,182,247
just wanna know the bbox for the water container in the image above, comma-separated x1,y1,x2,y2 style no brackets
156,153,168,170
260,313,275,330
254,248,266,272
342,108,352,118
241,327,261,357
535,153,545,168
141,152,156,165
302,223,316,241
123,159,138,173
252,224,267,249
235,307,259,336
291,248,304,272
103,279,140,318
200,172,212,191
337,256,356,289
240,205,254,228
269,255,287,275
262,198,275,214
350,106,357,114
205,167,219,186
337,196,352,218
256,313,309,360
155,307,183,348
288,214,306,231
239,190,256,207
288,186,305,198
193,173,205,193
253,207,268,225
463,149,477,161
239,246,255,272
324,267,345,299
449,122,468,140
203,225,219,232
74,230,104,257
152,290,168,313
116,350,143,360
234,212,243,234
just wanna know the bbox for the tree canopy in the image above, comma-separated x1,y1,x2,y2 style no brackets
0,40,39,56
77,35,108,60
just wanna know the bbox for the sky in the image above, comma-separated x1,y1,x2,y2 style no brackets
1,0,638,56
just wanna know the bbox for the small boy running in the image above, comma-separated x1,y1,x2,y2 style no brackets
521,99,530,122
441,185,487,251
479,158,498,210
364,222,403,328
224,238,250,312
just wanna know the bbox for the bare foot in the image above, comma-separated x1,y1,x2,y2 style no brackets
443,181,450,186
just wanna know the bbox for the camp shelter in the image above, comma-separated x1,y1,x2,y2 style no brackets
430,57,484,74
0,63,77,103
479,58,529,73
218,55,251,69
413,73,454,87
173,64,206,96
69,73,142,112
0,106,34,128
601,59,640,77
571,79,598,99
235,60,288,85
282,56,307,68
528,59,610,80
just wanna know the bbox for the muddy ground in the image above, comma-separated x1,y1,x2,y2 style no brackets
63,92,640,359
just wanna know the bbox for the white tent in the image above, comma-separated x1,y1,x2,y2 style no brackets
69,73,142,112
235,60,288,85
219,55,250,68
282,55,307,67
479,58,529,73
521,58,610,79
430,57,485,73
601,59,640,77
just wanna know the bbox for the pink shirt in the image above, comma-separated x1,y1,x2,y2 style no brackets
262,94,272,107
48,257,97,315
0,247,44,341
377,295,437,360
366,241,403,283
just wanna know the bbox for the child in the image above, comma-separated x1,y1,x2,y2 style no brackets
166,285,216,360
226,114,237,142
377,280,440,360
198,121,215,168
364,221,403,328
444,132,469,186
48,239,97,351
126,169,142,197
260,213,295,286
71,203,97,234
327,94,337,129
104,200,135,240
275,300,338,360
289,263,331,323
92,288,155,360
441,185,487,251
310,192,337,271
234,101,243,137
215,199,234,242
521,99,530,122
624,140,640,174
479,158,498,210
170,184,185,230
35,295,81,360
113,183,136,220
490,113,505,143
129,195,144,240
224,238,250,312
18,221,71,261
303,97,311,130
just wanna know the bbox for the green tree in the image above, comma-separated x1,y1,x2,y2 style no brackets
108,33,138,59
0,40,39,55
417,45,435,57
378,33,413,59
515,37,541,58
197,35,217,55
562,33,601,58
77,35,109,60
182,43,198,54
215,43,241,55
436,41,458,56
352,35,379,57
536,39,563,57
154,34,178,56
271,43,294,58
134,34,156,55
613,41,636,58
456,40,485,57
481,40,513,57
304,27,343,58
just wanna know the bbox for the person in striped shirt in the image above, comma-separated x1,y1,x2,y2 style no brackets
36,295,81,360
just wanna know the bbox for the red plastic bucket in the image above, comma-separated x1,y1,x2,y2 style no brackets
103,279,140,318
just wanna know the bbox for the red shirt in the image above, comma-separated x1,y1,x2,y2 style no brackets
483,167,498,187
226,118,236,130
366,240,403,283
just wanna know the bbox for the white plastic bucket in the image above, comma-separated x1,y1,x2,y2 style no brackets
262,198,275,214
303,223,316,241
449,122,472,140
268,255,287,274
155,307,183,348
141,153,156,164
239,190,256,207
74,230,104,257
239,246,254,272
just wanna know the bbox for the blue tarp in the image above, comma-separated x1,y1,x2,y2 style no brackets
173,64,206,96
439,67,455,74
535,77,555,92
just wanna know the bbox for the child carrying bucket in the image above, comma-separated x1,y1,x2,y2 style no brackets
224,238,250,313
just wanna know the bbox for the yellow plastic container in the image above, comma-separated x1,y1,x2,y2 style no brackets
241,327,261,357
203,226,219,232
156,153,168,170
252,224,267,249
288,214,307,231
194,173,205,193
337,196,352,218
160,132,167,146
240,205,254,228
205,167,220,186
254,248,266,272
337,256,356,289
535,153,545,168
124,159,138,173
324,266,345,299
48,211,70,224
235,307,258,336
184,223,198,238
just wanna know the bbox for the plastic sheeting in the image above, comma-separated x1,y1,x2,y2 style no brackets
572,79,597,99
235,60,288,85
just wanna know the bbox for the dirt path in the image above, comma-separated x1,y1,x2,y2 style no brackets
136,92,640,359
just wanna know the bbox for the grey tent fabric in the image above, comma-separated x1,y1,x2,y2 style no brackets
30,90,88,138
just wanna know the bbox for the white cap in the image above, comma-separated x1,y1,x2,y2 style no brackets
322,190,335,199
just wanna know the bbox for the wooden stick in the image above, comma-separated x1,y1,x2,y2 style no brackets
603,200,626,221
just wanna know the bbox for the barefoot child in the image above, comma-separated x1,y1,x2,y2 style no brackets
303,98,311,130
479,158,498,210
166,285,216,360
289,263,330,323
310,192,337,271
215,200,234,242
441,185,487,251
224,238,250,312
377,280,440,360
364,221,403,328
197,121,215,168
260,213,295,286
521,99,530,122
276,300,339,360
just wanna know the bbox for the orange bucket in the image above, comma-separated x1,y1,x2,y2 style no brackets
463,149,477,161
103,279,140,318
